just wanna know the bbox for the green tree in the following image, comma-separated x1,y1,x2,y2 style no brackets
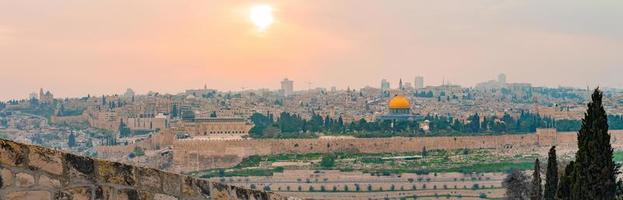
119,120,131,137
171,104,178,118
530,158,542,200
320,154,336,168
557,161,574,200
503,170,530,200
571,88,617,200
67,133,76,147
544,146,558,200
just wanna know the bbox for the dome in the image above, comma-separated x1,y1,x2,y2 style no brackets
388,95,411,109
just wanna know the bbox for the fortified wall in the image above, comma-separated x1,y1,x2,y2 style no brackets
0,139,293,200
96,129,623,172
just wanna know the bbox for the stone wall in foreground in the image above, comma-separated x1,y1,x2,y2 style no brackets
0,139,294,200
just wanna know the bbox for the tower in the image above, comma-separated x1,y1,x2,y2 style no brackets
415,76,424,89
381,79,390,91
280,78,293,97
498,73,507,84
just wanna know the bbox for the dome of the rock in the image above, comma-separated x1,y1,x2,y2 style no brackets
388,95,411,109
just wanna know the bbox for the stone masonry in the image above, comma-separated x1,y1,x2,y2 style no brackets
0,139,296,200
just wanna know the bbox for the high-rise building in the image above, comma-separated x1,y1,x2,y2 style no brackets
415,76,424,89
281,78,294,97
498,73,507,84
381,79,390,91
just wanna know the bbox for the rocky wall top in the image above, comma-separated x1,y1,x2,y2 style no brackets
0,139,294,200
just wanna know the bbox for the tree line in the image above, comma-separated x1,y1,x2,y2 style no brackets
249,108,623,138
503,89,621,200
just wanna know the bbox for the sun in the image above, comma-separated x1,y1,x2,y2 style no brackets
249,4,274,32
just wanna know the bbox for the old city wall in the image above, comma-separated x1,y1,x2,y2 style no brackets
172,129,562,157
0,139,292,200
96,129,623,171
50,114,88,125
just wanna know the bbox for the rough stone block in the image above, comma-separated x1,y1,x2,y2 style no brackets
16,172,35,187
29,145,63,175
210,182,275,200
209,182,230,200
39,175,61,188
138,167,162,191
161,172,181,196
94,185,116,200
138,190,156,200
58,186,93,200
116,189,152,200
1,167,14,188
182,176,210,198
64,153,95,183
154,193,178,200
0,139,28,166
96,160,136,186
6,191,52,200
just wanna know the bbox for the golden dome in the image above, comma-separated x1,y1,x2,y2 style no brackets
388,95,411,109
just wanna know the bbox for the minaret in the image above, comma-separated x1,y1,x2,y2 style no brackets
399,79,403,90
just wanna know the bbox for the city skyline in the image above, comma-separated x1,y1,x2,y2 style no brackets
2,73,621,101
1,0,622,99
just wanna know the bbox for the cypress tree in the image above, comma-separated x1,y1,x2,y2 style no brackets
557,161,575,200
530,158,543,200
544,146,558,200
67,133,76,148
571,88,616,199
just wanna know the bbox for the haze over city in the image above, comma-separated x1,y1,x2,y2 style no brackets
1,0,623,100
3,1,623,200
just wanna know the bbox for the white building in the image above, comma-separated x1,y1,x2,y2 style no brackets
415,76,424,89
381,79,390,91
498,73,507,84
281,78,294,97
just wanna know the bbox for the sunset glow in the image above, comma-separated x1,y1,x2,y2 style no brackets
249,5,274,31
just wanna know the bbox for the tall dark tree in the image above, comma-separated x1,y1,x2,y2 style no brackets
67,133,76,147
557,161,575,200
119,120,131,137
503,170,530,200
530,158,543,200
544,146,558,200
571,88,616,199
171,104,178,118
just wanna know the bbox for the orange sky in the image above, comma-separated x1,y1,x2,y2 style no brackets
0,1,622,100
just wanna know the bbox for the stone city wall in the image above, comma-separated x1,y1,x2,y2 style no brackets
0,139,294,200
95,129,623,172
50,114,88,125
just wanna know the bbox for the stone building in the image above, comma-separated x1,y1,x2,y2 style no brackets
173,117,253,137
126,113,169,131
39,88,54,104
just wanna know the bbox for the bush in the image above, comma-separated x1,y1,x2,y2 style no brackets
320,154,336,168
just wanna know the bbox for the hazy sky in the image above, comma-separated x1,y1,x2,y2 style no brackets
1,0,622,100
